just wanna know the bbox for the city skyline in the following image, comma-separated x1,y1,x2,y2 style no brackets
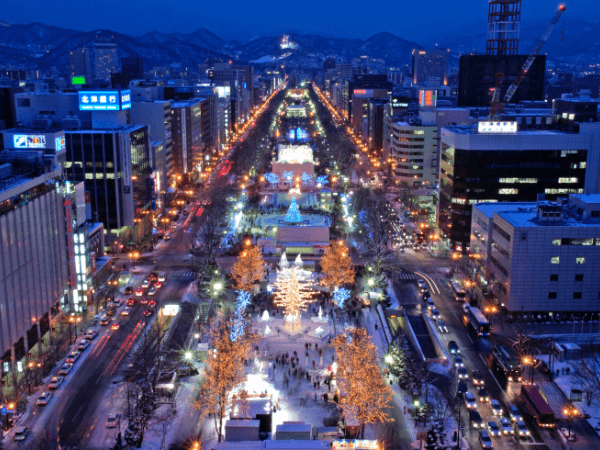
5,0,597,42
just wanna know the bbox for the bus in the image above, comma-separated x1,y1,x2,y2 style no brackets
521,385,555,428
118,271,132,286
492,345,522,382
450,281,467,302
464,307,490,336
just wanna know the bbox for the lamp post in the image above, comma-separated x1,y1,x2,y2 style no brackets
128,251,140,271
523,356,535,385
563,406,579,439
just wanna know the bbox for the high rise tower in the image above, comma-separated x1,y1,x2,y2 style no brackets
486,0,521,56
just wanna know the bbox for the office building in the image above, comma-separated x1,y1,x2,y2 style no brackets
486,0,521,56
64,125,151,233
342,75,393,124
94,41,119,80
438,122,600,249
472,194,600,314
129,100,173,200
68,47,92,81
171,99,203,176
0,85,22,130
121,57,143,81
457,55,545,107
351,88,388,132
14,91,90,129
411,49,448,86
0,148,69,379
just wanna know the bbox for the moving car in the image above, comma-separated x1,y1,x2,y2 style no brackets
142,279,150,289
106,414,119,428
448,341,460,355
84,329,98,340
457,366,469,380
126,298,136,307
36,391,52,406
479,429,493,448
454,356,464,367
148,300,157,308
514,420,530,438
65,351,80,364
487,421,500,437
417,279,427,292
457,381,468,396
122,306,131,316
135,288,144,297
500,418,513,435
472,370,485,386
431,308,440,320
110,321,120,331
58,363,73,376
469,410,484,429
100,315,110,326
478,387,490,403
490,399,502,416
509,405,522,422
164,233,171,241
13,427,30,441
48,376,64,390
124,286,133,295
106,305,116,316
148,287,157,296
77,340,90,351
143,309,153,317
154,281,162,289
465,392,477,409
437,320,448,333
426,298,435,310
140,297,148,304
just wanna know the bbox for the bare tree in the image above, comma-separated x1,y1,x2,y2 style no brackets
508,327,533,362
571,350,600,407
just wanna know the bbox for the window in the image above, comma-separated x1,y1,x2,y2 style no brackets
552,239,561,245
591,211,600,218
548,292,557,299
580,162,587,169
575,274,584,281
573,292,582,299
498,188,518,195
558,177,578,184
550,274,559,281
551,256,560,264
576,257,585,264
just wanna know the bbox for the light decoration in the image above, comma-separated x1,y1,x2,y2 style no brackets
273,266,314,333
264,172,280,186
334,287,351,309
282,170,294,182
285,197,303,223
301,172,313,186
316,175,329,186
277,145,314,164
231,290,252,342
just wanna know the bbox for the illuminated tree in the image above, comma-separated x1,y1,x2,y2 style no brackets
301,172,313,186
285,197,303,223
196,315,258,442
316,175,329,186
332,327,393,438
333,287,351,309
231,245,265,292
273,266,314,332
320,240,354,289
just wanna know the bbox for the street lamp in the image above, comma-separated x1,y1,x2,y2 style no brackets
523,356,535,385
563,406,579,438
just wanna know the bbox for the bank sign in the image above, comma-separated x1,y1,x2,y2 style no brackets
78,90,131,111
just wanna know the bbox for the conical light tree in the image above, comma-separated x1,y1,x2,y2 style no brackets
273,266,314,332
285,197,303,223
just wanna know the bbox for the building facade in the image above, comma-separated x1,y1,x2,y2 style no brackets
472,194,600,314
411,49,448,86
94,41,119,80
68,47,92,81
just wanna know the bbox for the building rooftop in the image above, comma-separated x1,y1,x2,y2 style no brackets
475,202,536,219
569,193,600,204
445,124,564,136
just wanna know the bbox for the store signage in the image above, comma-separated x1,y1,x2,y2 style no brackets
477,121,518,134
55,136,65,152
78,90,131,111
13,134,46,149
71,76,86,85
419,90,436,108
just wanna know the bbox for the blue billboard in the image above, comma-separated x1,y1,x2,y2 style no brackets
79,90,131,111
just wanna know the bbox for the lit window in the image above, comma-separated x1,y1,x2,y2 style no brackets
558,177,578,184
576,257,585,264
551,256,560,264
580,162,587,169
498,188,518,195
552,239,561,245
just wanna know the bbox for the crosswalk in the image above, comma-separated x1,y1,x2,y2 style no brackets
397,272,419,280
171,270,196,279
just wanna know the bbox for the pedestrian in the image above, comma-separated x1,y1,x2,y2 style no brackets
314,381,317,390
324,393,328,403
404,406,407,414
315,392,317,402
333,393,339,404
566,367,571,375
557,368,560,377
375,323,378,331
277,329,280,335
312,360,315,368
315,343,318,351
319,349,322,357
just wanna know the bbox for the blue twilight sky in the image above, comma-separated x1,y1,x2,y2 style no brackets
3,0,596,42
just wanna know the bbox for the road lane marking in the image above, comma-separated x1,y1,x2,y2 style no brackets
73,405,84,421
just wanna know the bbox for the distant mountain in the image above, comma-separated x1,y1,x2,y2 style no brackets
0,23,423,69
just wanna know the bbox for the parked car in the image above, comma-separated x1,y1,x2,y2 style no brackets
448,341,460,355
48,376,64,390
65,351,80,364
465,392,477,409
84,329,98,340
490,399,502,416
77,340,90,351
472,370,485,386
36,391,52,406
479,429,493,448
106,414,119,428
58,363,73,376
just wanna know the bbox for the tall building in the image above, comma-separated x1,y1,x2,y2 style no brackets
411,49,448,86
0,148,69,381
121,57,143,81
64,125,150,232
457,55,545,107
94,41,119,80
171,100,203,177
69,48,92,81
438,122,600,249
486,0,521,56
472,194,600,314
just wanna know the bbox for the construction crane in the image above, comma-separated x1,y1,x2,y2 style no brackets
489,4,566,119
